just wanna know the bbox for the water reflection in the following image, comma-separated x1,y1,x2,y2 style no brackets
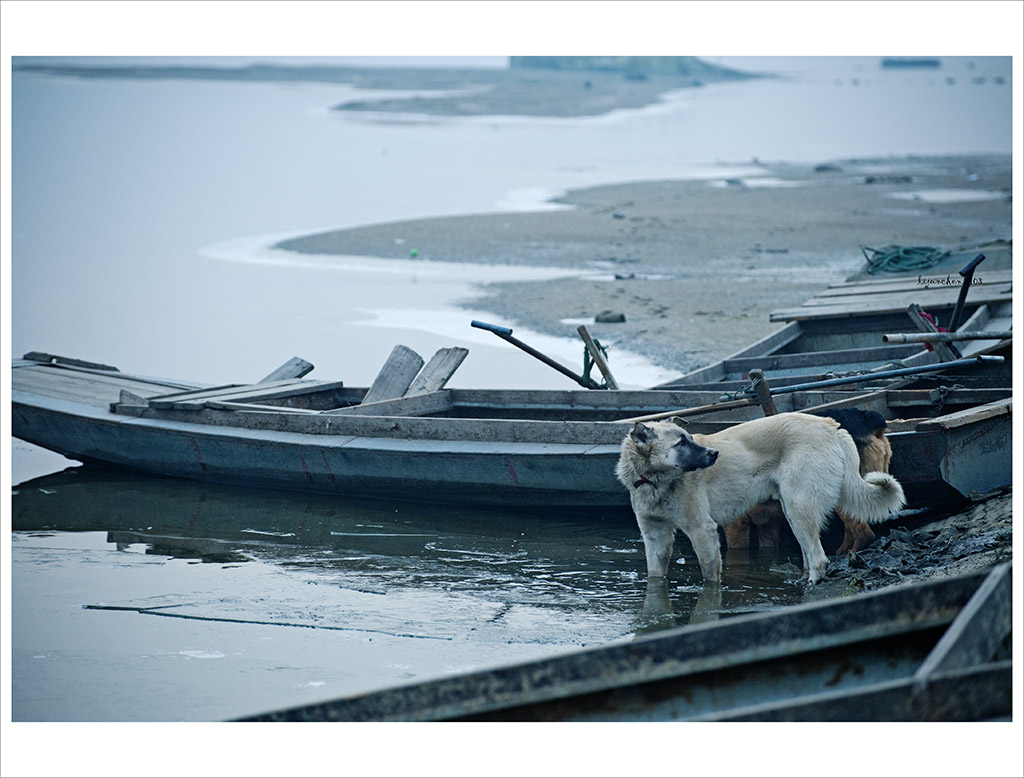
633,549,807,635
14,465,813,636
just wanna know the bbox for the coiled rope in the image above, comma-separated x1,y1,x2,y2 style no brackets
860,245,949,274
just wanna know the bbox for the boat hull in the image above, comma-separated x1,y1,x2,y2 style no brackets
12,356,1012,509
12,391,628,507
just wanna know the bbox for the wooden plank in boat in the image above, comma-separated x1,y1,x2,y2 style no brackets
915,398,1012,431
116,403,632,445
323,390,453,418
724,344,920,374
913,563,1011,682
797,282,1013,309
259,356,314,383
797,390,891,416
12,375,133,408
12,366,179,407
654,322,804,388
906,302,961,363
17,360,197,391
769,284,1013,321
716,662,1011,722
406,347,468,396
956,303,1013,358
147,383,252,402
361,345,424,404
885,388,1011,407
22,352,120,371
723,321,804,359
819,269,1013,297
148,379,314,409
203,401,322,414
117,390,149,408
179,380,350,411
449,387,730,410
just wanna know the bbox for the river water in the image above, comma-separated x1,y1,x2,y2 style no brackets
6,56,1013,725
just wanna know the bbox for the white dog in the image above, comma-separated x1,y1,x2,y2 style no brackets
616,413,905,584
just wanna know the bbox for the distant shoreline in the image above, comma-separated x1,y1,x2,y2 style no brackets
13,58,758,118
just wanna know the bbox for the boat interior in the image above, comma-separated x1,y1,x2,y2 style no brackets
14,350,1012,441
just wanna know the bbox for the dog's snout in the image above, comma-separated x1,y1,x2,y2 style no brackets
706,448,719,463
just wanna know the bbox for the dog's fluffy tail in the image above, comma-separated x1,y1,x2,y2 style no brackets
836,432,905,524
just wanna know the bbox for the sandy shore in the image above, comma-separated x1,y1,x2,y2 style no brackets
278,153,1012,379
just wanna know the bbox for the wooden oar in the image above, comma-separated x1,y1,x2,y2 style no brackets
618,397,757,424
471,320,603,389
883,331,1012,344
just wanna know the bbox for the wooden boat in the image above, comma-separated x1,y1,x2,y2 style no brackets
11,347,1011,508
657,246,1012,392
241,563,1011,721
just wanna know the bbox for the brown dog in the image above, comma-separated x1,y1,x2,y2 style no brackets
724,409,892,555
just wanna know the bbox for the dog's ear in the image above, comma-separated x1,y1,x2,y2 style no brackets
630,422,654,445
669,416,689,428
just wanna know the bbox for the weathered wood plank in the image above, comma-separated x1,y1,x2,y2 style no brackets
799,286,1012,309
770,284,1012,321
113,403,633,445
727,321,804,359
323,390,453,418
797,390,891,416
906,302,961,362
915,398,1012,431
361,345,424,404
913,563,1010,684
715,662,1011,722
18,361,196,390
749,369,777,415
202,401,321,414
148,379,309,409
618,397,757,424
819,269,1013,297
406,347,468,396
577,326,619,390
198,379,347,408
259,356,314,383
724,344,920,374
448,388,733,410
22,352,120,371
885,388,1011,407
117,389,149,407
13,366,178,408
147,383,249,402
658,322,803,388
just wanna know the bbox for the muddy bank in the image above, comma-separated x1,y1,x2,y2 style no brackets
807,491,1014,601
277,153,1012,378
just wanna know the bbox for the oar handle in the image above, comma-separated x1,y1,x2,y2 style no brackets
471,320,513,337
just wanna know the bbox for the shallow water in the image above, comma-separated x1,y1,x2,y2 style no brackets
11,467,816,720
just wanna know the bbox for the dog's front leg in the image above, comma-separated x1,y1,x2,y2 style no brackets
637,516,675,578
683,518,722,583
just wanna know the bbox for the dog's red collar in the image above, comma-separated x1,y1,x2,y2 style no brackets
633,475,655,488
